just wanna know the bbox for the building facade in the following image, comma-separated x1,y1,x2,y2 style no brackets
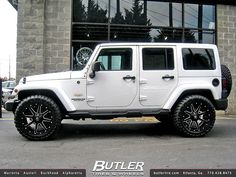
13,0,236,114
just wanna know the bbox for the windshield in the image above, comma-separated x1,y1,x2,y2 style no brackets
2,82,8,88
2,81,16,89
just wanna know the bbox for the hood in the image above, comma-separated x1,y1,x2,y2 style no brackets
2,88,12,93
25,71,72,82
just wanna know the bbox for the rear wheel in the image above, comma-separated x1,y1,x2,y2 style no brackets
173,95,215,137
15,95,61,140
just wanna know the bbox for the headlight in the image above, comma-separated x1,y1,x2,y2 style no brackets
2,91,11,97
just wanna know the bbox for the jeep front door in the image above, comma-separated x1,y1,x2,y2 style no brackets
87,47,138,107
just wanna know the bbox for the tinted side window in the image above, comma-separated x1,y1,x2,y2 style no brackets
182,48,215,70
143,48,174,70
97,48,132,71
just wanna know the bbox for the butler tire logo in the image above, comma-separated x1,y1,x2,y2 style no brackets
92,161,144,176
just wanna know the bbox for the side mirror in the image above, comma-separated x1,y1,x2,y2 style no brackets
89,61,101,78
92,61,101,72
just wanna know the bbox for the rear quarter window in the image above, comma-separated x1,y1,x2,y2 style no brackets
182,48,216,70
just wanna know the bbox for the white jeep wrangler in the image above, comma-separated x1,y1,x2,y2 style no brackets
6,43,231,140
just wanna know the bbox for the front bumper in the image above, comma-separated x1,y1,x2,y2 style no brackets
215,99,228,110
5,99,21,112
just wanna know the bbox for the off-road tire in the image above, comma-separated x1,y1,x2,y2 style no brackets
173,95,215,137
221,64,232,97
15,95,61,140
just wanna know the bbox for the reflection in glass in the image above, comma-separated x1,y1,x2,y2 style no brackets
72,0,216,70
184,30,215,44
203,5,215,29
203,31,215,44
110,25,151,42
185,4,215,29
184,29,197,43
72,42,98,71
146,1,169,26
111,0,151,26
153,28,184,43
73,24,108,41
73,0,108,23
110,1,182,27
173,3,182,27
185,4,198,28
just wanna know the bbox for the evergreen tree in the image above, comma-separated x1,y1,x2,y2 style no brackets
87,0,108,23
111,12,125,24
111,0,125,24
111,0,151,41
124,0,151,26
73,0,86,22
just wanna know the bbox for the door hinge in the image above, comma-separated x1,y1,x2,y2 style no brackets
140,95,147,101
87,80,95,85
140,79,147,84
87,96,95,102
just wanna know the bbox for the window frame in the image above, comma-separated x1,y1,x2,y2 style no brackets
182,47,216,70
141,47,175,71
95,48,133,71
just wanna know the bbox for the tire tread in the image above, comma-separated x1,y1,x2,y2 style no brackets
15,95,61,141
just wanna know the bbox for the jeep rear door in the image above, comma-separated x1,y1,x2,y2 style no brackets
139,46,178,107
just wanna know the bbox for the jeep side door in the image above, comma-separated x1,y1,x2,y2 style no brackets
139,46,178,107
86,46,138,107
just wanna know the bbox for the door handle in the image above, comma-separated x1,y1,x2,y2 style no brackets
162,75,174,80
123,75,136,80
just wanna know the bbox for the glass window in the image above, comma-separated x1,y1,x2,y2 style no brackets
72,24,108,41
110,0,151,26
143,48,174,70
184,4,198,28
110,25,151,42
110,0,132,24
146,1,169,27
202,31,215,44
9,82,16,88
72,1,216,70
173,3,182,27
153,28,183,42
185,4,215,29
72,43,97,71
73,0,108,23
2,82,8,88
182,48,216,70
97,48,132,71
203,5,215,29
184,29,197,43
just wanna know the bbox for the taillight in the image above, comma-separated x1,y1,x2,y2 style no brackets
222,77,228,98
222,78,227,89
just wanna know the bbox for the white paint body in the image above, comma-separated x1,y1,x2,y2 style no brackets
13,43,222,113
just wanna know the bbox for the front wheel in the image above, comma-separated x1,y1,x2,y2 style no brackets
15,95,62,140
173,95,215,137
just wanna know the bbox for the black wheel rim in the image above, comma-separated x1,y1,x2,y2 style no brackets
180,100,214,134
20,102,54,136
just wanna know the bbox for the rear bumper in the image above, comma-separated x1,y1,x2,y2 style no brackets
215,99,228,110
5,99,21,112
